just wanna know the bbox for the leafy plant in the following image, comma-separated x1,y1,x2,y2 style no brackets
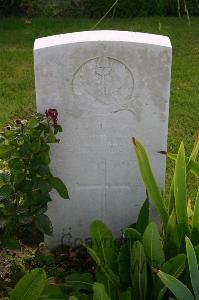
133,136,199,256
9,137,199,299
157,237,199,300
0,109,69,244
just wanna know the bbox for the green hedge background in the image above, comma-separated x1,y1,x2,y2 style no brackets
0,0,199,17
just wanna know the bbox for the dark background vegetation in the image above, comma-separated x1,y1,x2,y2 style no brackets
0,0,199,17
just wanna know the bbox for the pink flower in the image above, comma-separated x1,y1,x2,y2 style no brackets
45,108,58,127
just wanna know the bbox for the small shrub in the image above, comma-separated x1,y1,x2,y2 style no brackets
0,109,69,245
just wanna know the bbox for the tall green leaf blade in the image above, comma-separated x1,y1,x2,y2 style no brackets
89,220,117,273
133,138,168,227
157,270,194,300
136,196,149,235
131,241,147,300
118,244,131,286
174,142,189,239
10,269,47,300
87,247,120,287
185,236,199,299
93,282,111,300
156,254,186,300
164,209,180,258
167,153,199,178
142,222,165,268
192,189,199,245
168,180,175,214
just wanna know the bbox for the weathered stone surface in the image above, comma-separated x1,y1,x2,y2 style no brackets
34,30,172,248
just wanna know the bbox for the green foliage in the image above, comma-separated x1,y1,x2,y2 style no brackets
0,112,69,243
142,222,165,268
8,138,199,299
133,137,199,255
0,0,198,17
133,138,168,228
10,269,47,300
131,241,147,300
157,237,199,300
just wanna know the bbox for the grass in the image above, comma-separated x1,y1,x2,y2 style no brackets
0,16,198,195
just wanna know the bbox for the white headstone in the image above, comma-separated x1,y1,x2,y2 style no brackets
34,30,172,249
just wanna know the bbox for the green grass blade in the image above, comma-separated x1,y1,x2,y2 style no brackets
185,236,199,299
133,138,168,227
157,270,195,300
174,142,188,229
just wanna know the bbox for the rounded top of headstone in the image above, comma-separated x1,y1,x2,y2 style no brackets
34,30,171,50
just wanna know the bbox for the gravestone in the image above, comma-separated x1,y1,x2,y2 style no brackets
34,31,172,249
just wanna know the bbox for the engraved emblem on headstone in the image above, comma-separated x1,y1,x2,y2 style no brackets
72,56,135,108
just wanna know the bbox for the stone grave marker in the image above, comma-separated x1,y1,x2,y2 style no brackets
34,31,172,248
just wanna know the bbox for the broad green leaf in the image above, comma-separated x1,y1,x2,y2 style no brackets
93,282,111,300
87,247,120,287
123,228,141,250
50,177,69,199
136,196,149,235
186,236,199,299
133,138,168,227
120,287,133,300
131,241,147,300
142,222,165,268
65,273,93,292
39,285,66,299
156,254,186,300
10,269,47,300
96,271,117,300
69,297,79,300
37,151,50,165
89,220,117,273
35,214,53,236
157,270,194,300
118,244,131,286
192,189,199,245
162,254,186,275
174,142,188,235
69,292,90,300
